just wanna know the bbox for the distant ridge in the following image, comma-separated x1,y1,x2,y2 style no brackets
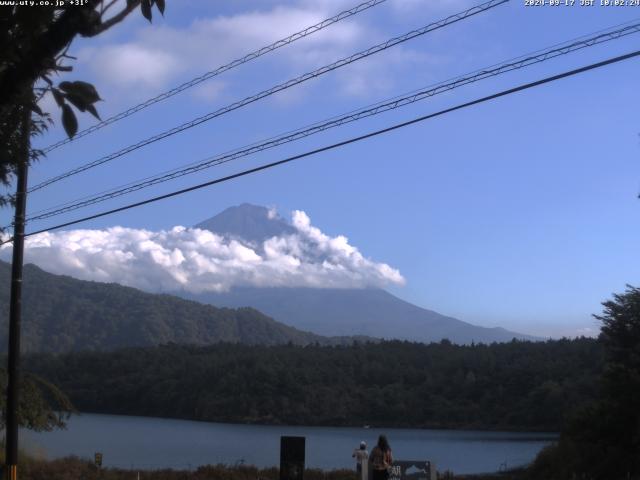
187,287,539,345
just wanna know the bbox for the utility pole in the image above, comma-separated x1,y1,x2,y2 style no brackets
4,106,30,480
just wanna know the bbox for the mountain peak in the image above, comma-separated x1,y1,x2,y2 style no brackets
194,204,296,245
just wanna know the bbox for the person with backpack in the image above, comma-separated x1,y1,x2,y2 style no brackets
369,434,393,480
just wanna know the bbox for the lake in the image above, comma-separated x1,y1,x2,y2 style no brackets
22,413,556,475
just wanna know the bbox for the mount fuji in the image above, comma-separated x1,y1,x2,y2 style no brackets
184,204,537,344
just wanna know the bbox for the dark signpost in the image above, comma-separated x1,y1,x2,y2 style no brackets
280,436,305,480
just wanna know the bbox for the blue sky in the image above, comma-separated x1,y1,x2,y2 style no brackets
2,0,639,337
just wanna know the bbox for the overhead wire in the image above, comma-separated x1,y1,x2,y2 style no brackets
2,48,636,245
22,20,640,224
27,16,640,221
40,0,390,154
28,0,509,194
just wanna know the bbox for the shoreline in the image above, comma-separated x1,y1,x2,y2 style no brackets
64,410,561,436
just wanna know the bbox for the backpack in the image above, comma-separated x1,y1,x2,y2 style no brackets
370,446,386,469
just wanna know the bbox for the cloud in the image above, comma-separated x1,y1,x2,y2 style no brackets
81,43,182,90
574,327,598,338
74,1,432,102
78,3,365,94
334,47,433,97
190,81,227,103
0,210,404,293
390,0,476,14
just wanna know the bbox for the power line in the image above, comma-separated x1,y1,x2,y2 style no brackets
26,17,640,221
5,48,637,244
28,0,508,194
40,0,389,154
23,20,640,224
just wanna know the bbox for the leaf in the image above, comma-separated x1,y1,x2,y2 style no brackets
155,0,165,15
77,9,102,36
51,88,65,107
59,81,101,104
64,93,87,112
85,104,101,120
61,104,78,138
141,0,152,22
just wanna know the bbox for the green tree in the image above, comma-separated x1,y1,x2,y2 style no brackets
530,285,640,480
0,0,166,207
592,285,640,476
0,368,74,431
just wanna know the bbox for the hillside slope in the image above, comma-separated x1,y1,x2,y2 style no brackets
0,261,348,353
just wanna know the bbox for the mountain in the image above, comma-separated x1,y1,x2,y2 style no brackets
0,261,357,353
190,204,538,344
187,287,538,344
194,203,295,245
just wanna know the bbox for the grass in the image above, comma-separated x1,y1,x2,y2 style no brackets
6,457,359,480
0,454,532,480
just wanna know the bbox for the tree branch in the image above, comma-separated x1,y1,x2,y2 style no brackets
0,0,141,114
101,0,120,16
87,0,141,37
0,2,101,111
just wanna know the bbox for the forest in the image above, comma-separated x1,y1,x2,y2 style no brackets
0,261,358,352
24,337,601,432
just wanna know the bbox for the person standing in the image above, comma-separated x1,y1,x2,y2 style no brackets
352,441,369,479
369,435,393,480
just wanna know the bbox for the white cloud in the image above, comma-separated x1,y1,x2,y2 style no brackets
81,43,183,90
78,4,365,94
191,81,227,103
335,47,432,97
74,1,433,102
391,0,476,14
0,210,404,293
574,327,598,338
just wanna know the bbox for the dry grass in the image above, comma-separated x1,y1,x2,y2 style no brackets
2,454,533,480
13,457,360,480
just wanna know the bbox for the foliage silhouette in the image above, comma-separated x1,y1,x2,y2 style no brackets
529,286,640,479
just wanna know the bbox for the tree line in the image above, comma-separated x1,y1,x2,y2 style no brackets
24,337,602,432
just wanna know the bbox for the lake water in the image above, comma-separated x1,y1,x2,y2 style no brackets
22,413,556,475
